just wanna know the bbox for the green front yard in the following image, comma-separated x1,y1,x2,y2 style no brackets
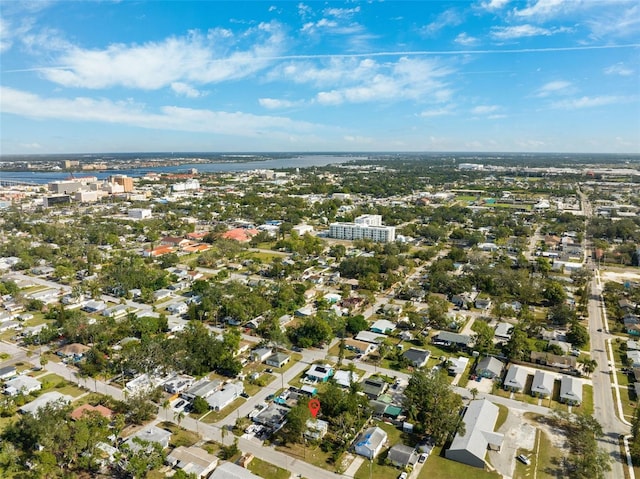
247,457,290,479
418,446,500,479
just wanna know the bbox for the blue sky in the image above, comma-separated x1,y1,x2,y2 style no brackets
1,0,639,154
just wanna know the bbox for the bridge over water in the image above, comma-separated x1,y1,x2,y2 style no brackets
0,179,41,187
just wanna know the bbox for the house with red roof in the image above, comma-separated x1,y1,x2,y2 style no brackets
221,228,259,243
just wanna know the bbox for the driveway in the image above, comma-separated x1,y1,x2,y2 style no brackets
488,409,536,479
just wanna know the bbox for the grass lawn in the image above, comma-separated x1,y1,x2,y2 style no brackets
418,446,500,479
276,440,336,471
0,415,17,435
247,457,290,479
582,384,594,416
514,429,563,479
158,421,200,447
354,456,399,479
495,404,509,430
38,373,86,397
0,352,9,361
200,397,246,424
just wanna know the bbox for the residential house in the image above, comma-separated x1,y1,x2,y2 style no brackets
305,419,329,440
448,357,470,375
451,292,475,309
370,319,397,334
432,331,473,349
58,343,90,358
4,376,41,396
250,347,273,363
125,425,172,451
163,375,195,394
445,399,504,469
530,351,577,370
531,370,555,398
252,403,289,429
475,298,492,310
476,357,504,379
494,323,514,341
305,364,334,383
20,392,73,416
153,289,173,302
627,350,640,368
70,404,114,421
503,365,529,392
354,331,387,344
265,352,290,368
344,338,377,356
102,304,129,319
182,379,221,401
209,462,261,479
403,348,431,368
206,382,244,411
387,444,418,468
166,446,218,479
0,365,17,381
559,375,583,406
166,302,188,315
627,340,640,351
333,370,360,388
82,300,107,313
353,426,388,459
361,378,388,399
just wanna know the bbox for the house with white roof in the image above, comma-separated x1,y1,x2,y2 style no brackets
305,419,329,440
446,399,504,468
333,370,360,387
209,462,261,479
166,446,218,478
503,365,529,392
206,382,244,411
4,376,41,396
305,364,334,383
370,319,396,334
531,370,555,398
125,425,172,451
355,331,387,344
353,426,387,459
559,375,582,405
20,391,73,416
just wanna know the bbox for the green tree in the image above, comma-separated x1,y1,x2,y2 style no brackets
192,396,209,415
504,326,531,361
403,369,464,444
567,321,589,348
279,402,311,445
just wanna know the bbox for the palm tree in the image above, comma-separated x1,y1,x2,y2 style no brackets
174,410,185,428
578,357,598,376
470,387,479,402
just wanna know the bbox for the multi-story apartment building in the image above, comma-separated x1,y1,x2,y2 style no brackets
329,214,395,243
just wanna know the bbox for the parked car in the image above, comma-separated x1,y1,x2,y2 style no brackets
517,454,531,465
398,473,408,479
173,399,186,410
240,392,250,398
265,368,273,373
419,452,428,463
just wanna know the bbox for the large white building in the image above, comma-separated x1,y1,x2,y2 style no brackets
329,215,395,243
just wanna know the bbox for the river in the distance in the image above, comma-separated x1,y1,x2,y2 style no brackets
0,155,363,184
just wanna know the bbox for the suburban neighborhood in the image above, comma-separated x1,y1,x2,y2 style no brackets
0,154,638,479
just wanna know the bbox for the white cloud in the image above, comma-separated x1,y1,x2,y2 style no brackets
535,80,573,97
604,63,634,76
258,98,300,109
480,0,510,10
272,57,454,106
170,82,203,98
490,24,570,39
37,23,286,90
512,0,569,18
324,6,361,19
471,105,500,114
343,135,373,144
420,107,454,117
454,33,479,46
422,9,463,36
0,17,12,53
588,4,640,39
550,95,629,109
0,86,320,137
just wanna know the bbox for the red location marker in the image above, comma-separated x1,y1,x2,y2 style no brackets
308,398,321,418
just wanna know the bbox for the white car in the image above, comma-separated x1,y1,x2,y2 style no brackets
517,454,531,466
398,473,408,479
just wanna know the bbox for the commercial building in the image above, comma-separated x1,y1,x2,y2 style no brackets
329,215,396,243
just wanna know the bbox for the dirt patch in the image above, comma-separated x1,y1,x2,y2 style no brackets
601,270,640,283
522,413,568,452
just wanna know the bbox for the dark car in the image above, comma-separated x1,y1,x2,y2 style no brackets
240,392,250,398
265,368,273,373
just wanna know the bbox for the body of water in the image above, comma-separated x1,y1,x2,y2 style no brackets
0,155,362,184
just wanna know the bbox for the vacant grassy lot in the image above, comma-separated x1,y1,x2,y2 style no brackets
247,457,290,479
39,373,86,397
418,446,500,479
